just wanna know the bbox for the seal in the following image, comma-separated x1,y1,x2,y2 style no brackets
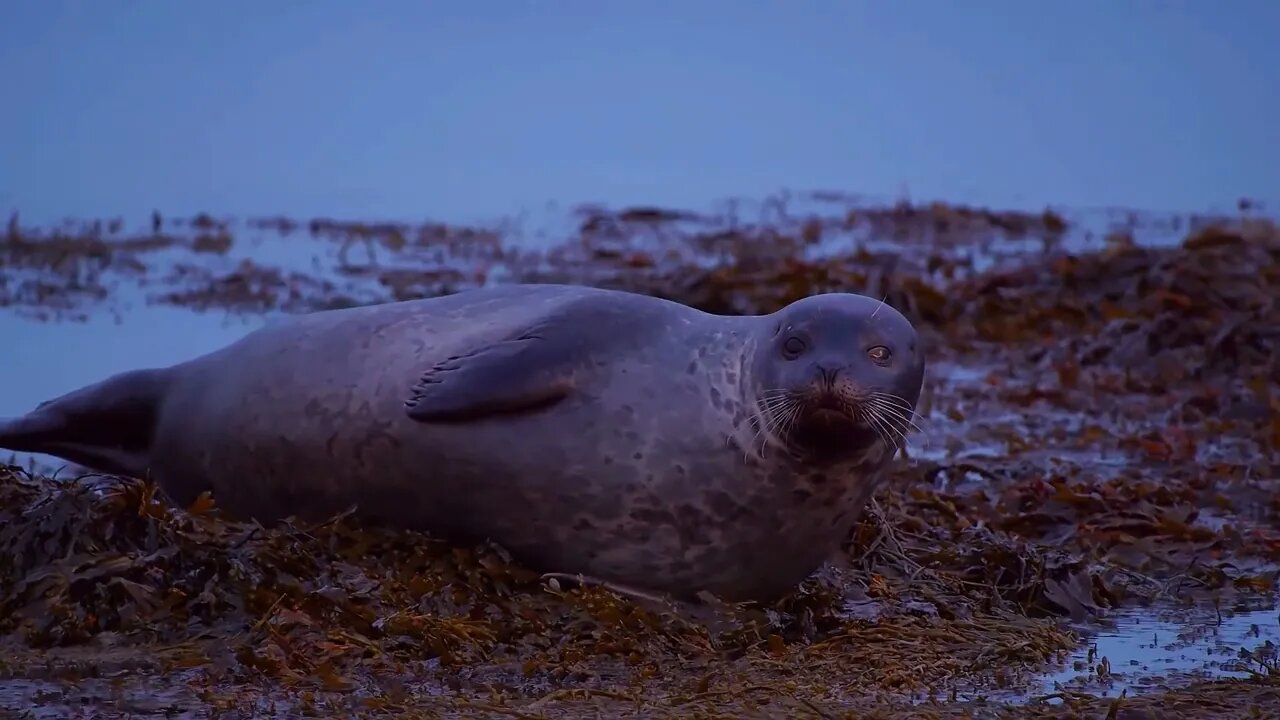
0,283,925,601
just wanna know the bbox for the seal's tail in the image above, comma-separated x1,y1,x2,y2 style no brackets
0,368,170,478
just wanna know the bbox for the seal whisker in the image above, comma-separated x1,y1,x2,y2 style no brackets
758,388,797,404
870,407,905,446
743,418,770,463
868,391,922,415
747,391,801,462
761,403,801,460
751,396,797,445
777,399,804,436
759,395,797,413
755,396,799,430
747,412,777,461
867,405,928,451
865,401,930,452
779,401,803,434
868,394,912,412
855,407,881,445
859,406,895,449
866,399,925,436
869,392,932,428
869,393,933,437
863,396,908,439
865,401,916,441
869,293,889,320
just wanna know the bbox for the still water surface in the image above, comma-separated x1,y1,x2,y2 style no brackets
1038,603,1279,696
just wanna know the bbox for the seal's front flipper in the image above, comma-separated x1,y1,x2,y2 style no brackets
0,368,169,478
405,318,594,423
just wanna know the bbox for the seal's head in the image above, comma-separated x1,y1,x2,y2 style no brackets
750,293,925,462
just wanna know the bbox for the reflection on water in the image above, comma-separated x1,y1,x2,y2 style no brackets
1037,601,1280,697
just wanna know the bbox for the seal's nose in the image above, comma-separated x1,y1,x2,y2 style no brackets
814,363,841,388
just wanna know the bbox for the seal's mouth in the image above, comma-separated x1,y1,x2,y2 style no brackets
807,401,857,427
755,385,909,462
810,407,848,423
756,383,918,462
802,391,863,423
785,391,871,450
786,399,876,462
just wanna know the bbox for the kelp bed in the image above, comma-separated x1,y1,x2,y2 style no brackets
1,198,1279,718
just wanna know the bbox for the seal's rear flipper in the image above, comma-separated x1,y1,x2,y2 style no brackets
0,368,169,478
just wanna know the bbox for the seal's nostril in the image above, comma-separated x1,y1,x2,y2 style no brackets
815,364,840,387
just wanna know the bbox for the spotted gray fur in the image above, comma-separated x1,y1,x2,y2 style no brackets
0,283,925,602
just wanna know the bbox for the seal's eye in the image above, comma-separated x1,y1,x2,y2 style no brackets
782,336,808,359
867,345,892,365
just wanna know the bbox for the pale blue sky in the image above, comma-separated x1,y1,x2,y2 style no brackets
2,0,1277,226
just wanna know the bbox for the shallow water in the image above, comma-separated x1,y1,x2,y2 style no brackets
1035,601,1280,697
0,675,208,720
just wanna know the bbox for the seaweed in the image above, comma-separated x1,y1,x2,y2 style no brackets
1,196,1278,717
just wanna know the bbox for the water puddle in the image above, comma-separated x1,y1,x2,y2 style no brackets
1036,601,1280,698
0,675,208,720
